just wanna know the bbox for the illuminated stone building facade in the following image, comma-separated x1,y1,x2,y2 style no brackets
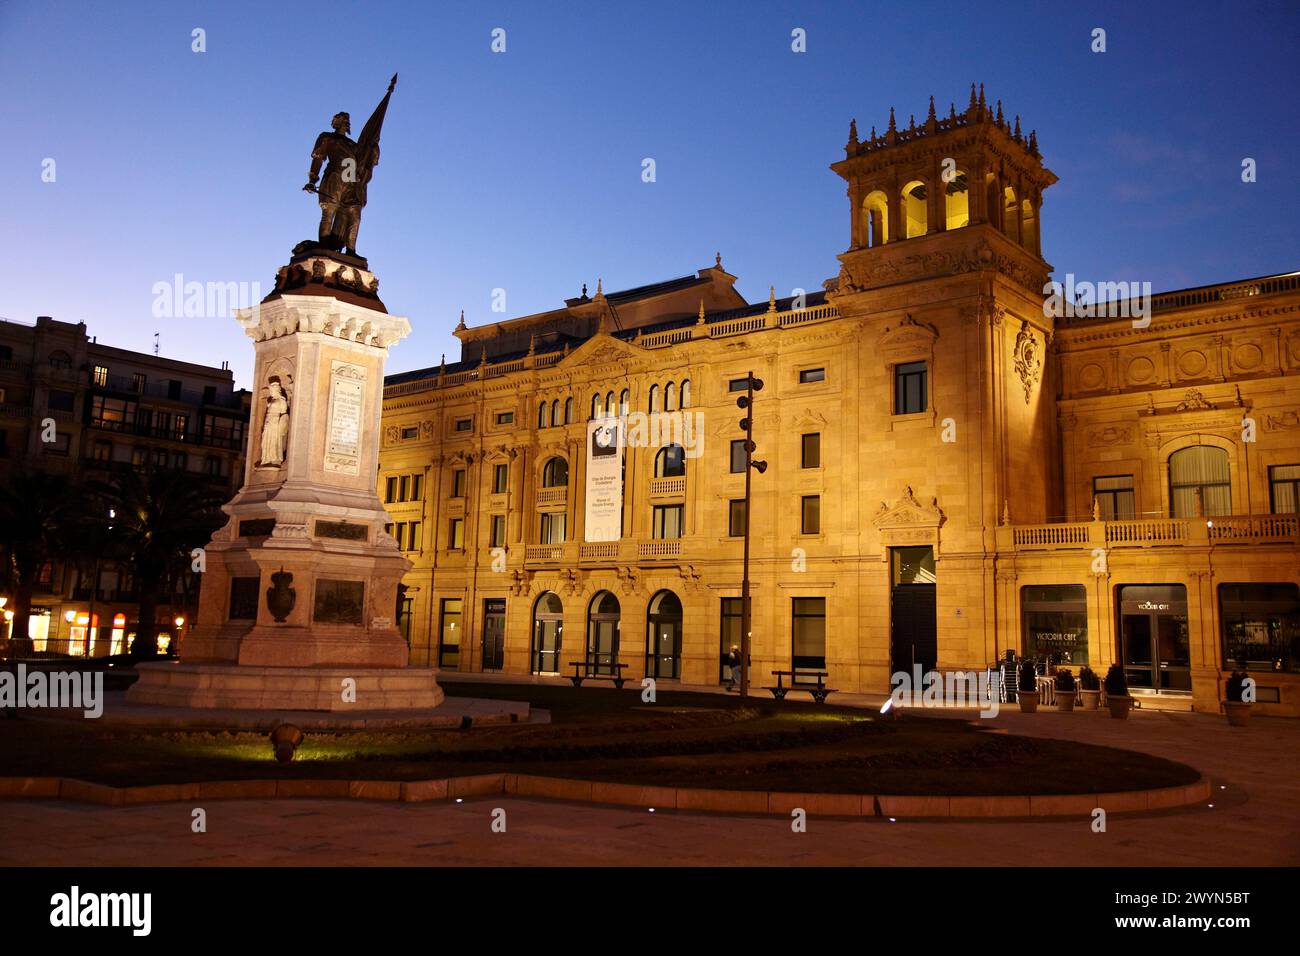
380,88,1300,716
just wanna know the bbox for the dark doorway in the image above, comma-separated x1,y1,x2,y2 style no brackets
890,546,937,675
531,591,563,674
587,591,621,676
1118,584,1190,693
646,590,682,679
481,598,505,671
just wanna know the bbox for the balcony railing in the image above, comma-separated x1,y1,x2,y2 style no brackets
639,539,682,559
1000,514,1300,552
648,476,686,496
524,544,567,562
536,487,567,506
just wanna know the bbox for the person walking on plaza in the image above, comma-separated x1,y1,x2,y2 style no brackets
726,644,742,691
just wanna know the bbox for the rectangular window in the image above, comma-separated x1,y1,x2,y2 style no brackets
791,597,827,672
728,377,753,393
131,446,148,467
495,410,514,425
653,504,684,539
406,521,422,552
47,390,75,412
155,412,172,437
801,433,820,469
167,380,182,400
730,439,747,474
44,433,71,456
540,511,566,544
173,414,188,440
401,425,419,440
448,518,464,550
894,361,927,414
410,473,422,501
801,495,821,534
493,463,509,494
728,499,747,537
451,469,467,498
398,475,410,502
439,598,464,669
455,417,473,432
1021,584,1089,665
1269,465,1300,514
90,395,134,427
92,365,109,387
91,440,112,462
385,476,397,503
489,514,507,548
1093,474,1135,520
799,367,826,384
1219,583,1300,674
131,372,146,392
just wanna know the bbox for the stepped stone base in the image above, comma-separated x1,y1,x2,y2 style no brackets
127,662,444,712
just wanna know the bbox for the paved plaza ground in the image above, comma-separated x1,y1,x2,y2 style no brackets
4,682,1296,866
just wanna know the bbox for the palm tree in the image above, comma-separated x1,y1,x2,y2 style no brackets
88,467,227,659
0,468,86,656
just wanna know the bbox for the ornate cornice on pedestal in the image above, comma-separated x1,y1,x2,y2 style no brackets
833,228,1049,299
238,294,411,352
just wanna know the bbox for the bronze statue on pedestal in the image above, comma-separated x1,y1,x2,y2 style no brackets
302,74,396,257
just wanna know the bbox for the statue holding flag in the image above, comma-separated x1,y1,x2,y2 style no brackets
302,74,397,257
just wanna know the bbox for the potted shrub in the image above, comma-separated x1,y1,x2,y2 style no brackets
1223,669,1254,727
1078,666,1101,710
1104,664,1133,719
1017,659,1040,713
1054,668,1077,712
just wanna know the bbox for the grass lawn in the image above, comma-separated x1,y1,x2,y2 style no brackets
0,681,1200,795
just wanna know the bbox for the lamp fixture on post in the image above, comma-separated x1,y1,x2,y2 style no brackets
735,371,766,699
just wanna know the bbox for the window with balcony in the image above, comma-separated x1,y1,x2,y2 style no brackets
801,495,821,534
540,511,566,544
174,414,188,440
729,439,746,474
894,361,927,414
131,372,146,392
91,365,109,386
653,504,684,539
542,457,568,487
801,433,820,469
493,463,509,494
1269,464,1300,514
654,444,686,478
1093,474,1135,520
91,395,134,428
728,499,746,537
1169,446,1231,517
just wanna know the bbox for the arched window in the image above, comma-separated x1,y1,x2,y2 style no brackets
542,457,569,488
1002,185,1020,242
551,399,560,426
680,379,691,408
590,394,602,420
1020,198,1038,254
619,389,630,417
604,391,615,417
563,397,573,424
648,384,660,413
654,444,686,478
1169,446,1231,517
532,591,564,674
587,591,621,675
664,381,677,412
862,190,889,247
538,401,550,430
902,180,927,238
944,171,969,230
646,590,683,679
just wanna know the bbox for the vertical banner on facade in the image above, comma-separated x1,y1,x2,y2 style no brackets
585,419,623,542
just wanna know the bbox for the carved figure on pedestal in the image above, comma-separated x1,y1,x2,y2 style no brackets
258,376,291,467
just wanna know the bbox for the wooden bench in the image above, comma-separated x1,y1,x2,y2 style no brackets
763,669,837,703
568,660,628,689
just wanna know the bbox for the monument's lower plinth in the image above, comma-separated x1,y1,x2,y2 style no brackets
127,662,444,712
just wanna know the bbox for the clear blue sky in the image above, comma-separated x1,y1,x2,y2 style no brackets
2,0,1297,389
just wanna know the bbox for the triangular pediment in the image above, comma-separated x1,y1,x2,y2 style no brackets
873,486,945,529
562,333,644,370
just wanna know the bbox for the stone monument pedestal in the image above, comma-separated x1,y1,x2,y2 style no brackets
128,250,443,712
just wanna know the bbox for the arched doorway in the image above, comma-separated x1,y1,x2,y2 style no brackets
532,591,564,674
587,590,621,675
646,590,683,679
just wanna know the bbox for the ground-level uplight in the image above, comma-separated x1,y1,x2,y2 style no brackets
268,723,304,763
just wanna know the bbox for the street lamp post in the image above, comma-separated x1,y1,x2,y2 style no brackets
736,371,767,698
